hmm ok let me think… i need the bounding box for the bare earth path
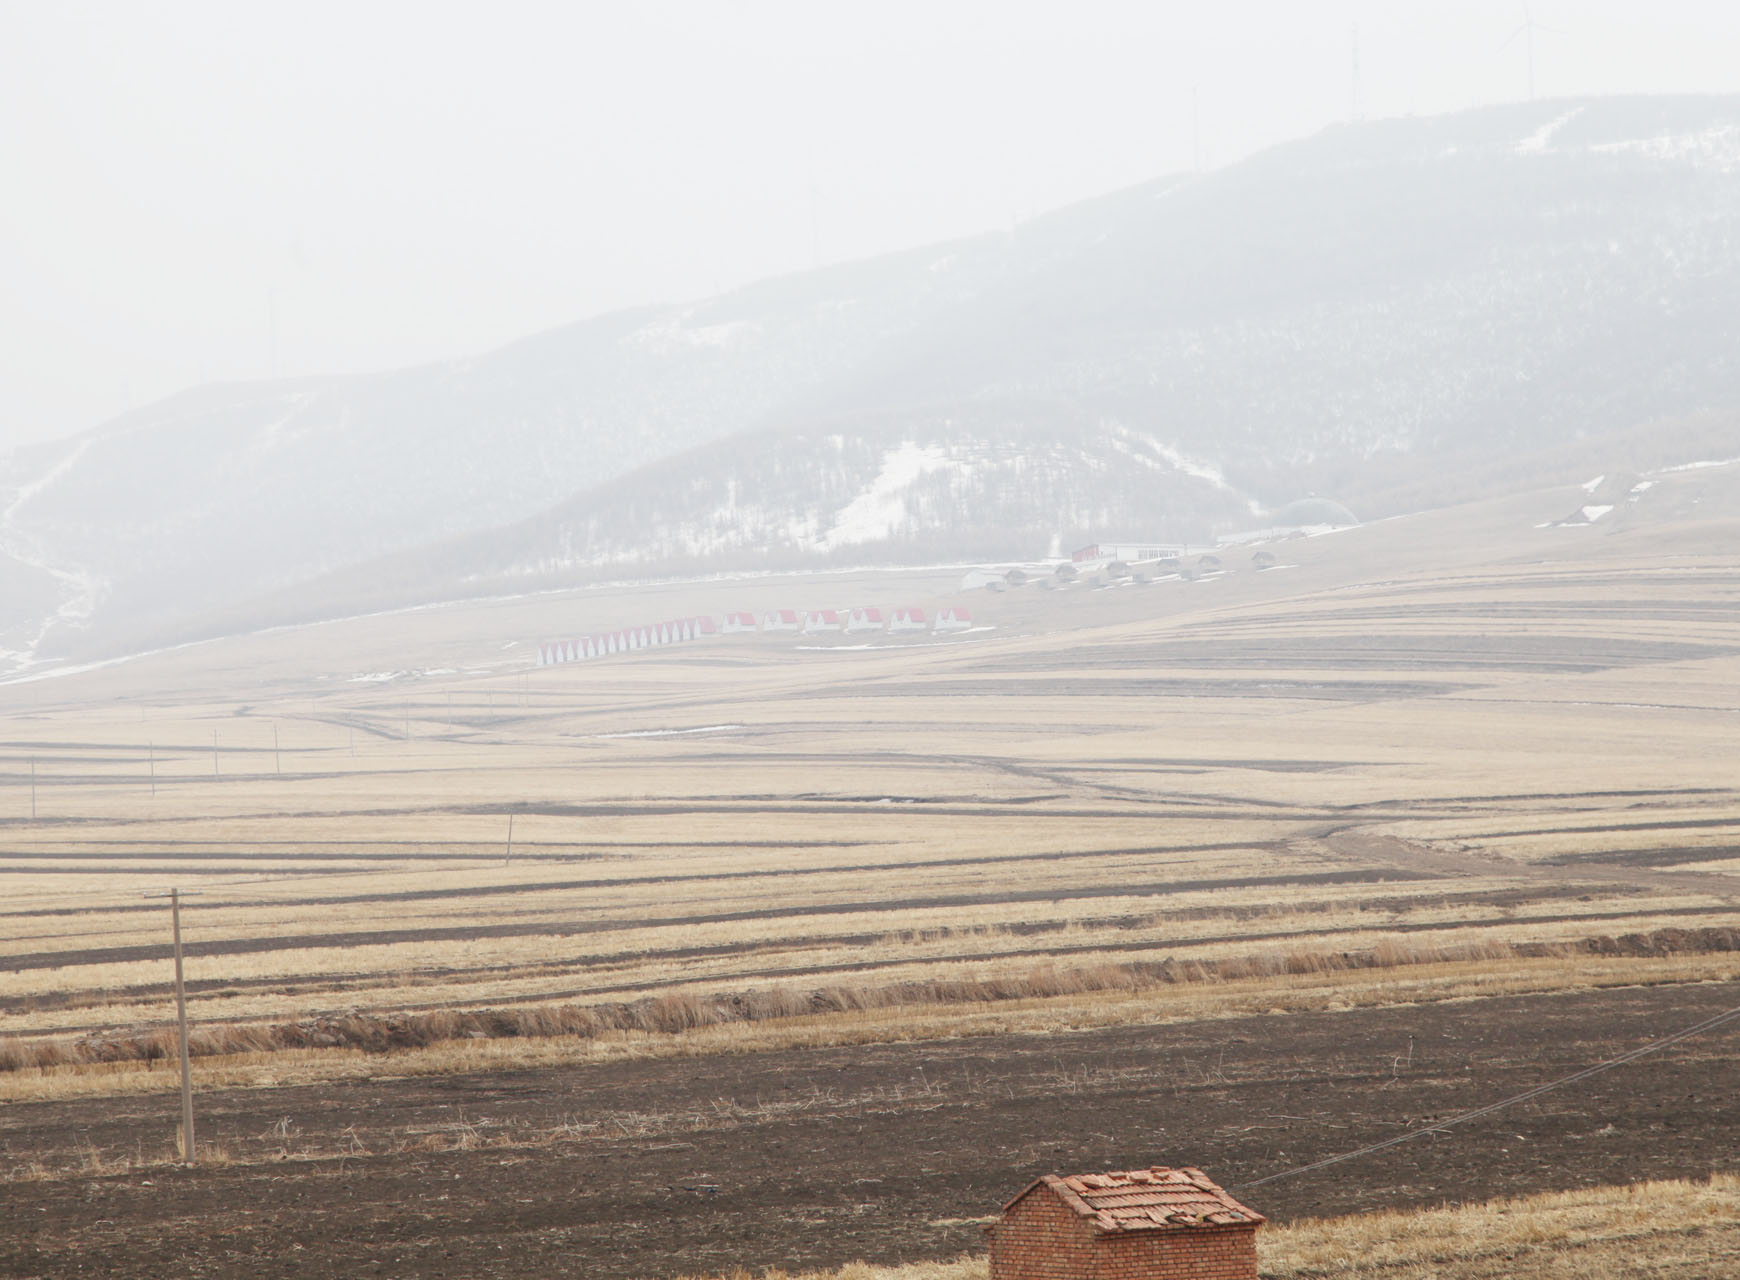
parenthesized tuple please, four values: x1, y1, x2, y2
(1320, 827, 1740, 900)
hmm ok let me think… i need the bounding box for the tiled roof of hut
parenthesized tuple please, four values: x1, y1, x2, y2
(1011, 1167, 1265, 1233)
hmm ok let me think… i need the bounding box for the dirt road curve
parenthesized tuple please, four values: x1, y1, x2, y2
(4, 982, 1738, 1279)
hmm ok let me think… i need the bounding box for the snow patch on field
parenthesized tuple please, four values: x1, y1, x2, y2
(1538, 504, 1615, 529)
(347, 667, 458, 683)
(799, 625, 996, 651)
(584, 724, 744, 740)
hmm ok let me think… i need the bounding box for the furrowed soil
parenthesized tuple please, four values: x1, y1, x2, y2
(4, 980, 1738, 1279)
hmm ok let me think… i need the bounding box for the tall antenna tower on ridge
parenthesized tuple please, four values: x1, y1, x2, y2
(1191, 84, 1202, 173)
(807, 169, 820, 269)
(267, 288, 279, 379)
(1350, 22, 1363, 121)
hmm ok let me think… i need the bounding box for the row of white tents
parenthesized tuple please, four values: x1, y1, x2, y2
(537, 615, 716, 666)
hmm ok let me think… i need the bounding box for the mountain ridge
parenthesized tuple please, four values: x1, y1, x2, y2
(6, 93, 1740, 670)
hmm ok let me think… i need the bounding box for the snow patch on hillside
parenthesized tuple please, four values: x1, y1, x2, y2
(1654, 457, 1740, 474)
(1105, 427, 1233, 488)
(0, 436, 110, 668)
(1592, 125, 1740, 172)
(627, 311, 761, 353)
(4, 435, 97, 520)
(1111, 428, 1262, 515)
(1517, 107, 1583, 154)
(815, 442, 955, 550)
(256, 392, 320, 447)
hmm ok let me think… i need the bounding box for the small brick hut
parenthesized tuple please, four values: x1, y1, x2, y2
(988, 1166, 1264, 1280)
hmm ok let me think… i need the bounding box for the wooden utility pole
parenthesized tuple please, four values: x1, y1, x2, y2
(273, 723, 281, 775)
(171, 888, 195, 1159)
(145, 888, 201, 1162)
(504, 812, 515, 866)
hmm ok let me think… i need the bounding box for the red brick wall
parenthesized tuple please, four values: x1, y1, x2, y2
(1091, 1224, 1258, 1280)
(992, 1186, 1259, 1280)
(988, 1188, 1098, 1280)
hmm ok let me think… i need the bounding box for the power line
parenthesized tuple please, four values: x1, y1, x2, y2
(1236, 999, 1740, 1191)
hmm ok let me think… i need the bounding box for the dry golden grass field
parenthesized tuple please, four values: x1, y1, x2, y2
(2, 466, 1739, 1277)
(679, 1174, 1740, 1280)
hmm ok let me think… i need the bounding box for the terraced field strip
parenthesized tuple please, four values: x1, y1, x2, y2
(5, 544, 1740, 1099)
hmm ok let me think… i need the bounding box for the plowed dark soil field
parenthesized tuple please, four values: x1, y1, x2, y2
(5, 981, 1737, 1279)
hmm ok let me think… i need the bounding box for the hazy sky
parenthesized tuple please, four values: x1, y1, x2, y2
(4, 0, 1739, 451)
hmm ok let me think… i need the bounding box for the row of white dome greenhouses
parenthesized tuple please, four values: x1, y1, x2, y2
(537, 605, 972, 666)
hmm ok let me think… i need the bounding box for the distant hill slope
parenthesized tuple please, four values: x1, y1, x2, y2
(5, 94, 1740, 667)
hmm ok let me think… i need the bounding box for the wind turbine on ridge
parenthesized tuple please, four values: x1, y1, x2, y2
(1503, 2, 1559, 103)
